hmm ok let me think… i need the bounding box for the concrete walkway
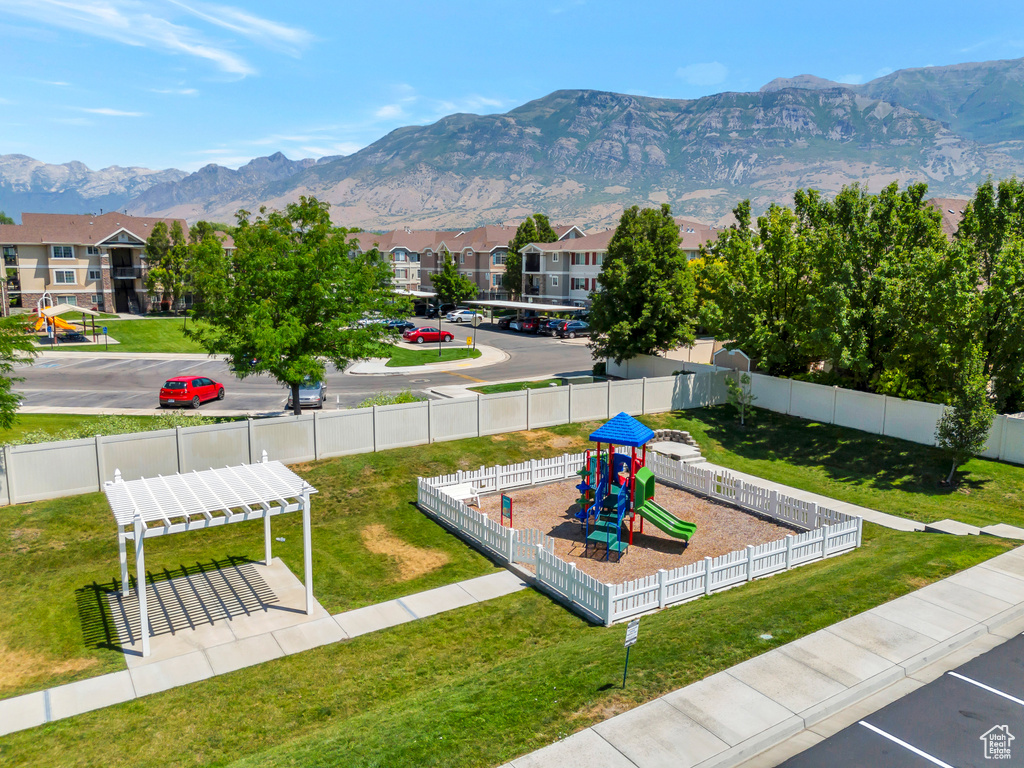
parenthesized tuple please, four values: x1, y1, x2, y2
(503, 545, 1024, 768)
(698, 461, 925, 533)
(0, 562, 527, 737)
(346, 341, 509, 375)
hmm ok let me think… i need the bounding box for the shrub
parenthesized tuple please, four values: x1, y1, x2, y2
(356, 390, 427, 408)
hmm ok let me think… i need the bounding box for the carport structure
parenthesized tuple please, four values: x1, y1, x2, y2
(103, 455, 318, 657)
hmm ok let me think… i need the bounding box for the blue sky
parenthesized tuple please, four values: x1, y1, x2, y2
(1, 0, 1022, 172)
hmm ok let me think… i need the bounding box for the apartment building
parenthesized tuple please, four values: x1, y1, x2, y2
(0, 212, 194, 316)
(519, 217, 717, 305)
(353, 223, 587, 300)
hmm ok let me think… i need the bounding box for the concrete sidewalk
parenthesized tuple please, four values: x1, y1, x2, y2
(503, 545, 1024, 768)
(0, 565, 528, 737)
(698, 461, 925, 533)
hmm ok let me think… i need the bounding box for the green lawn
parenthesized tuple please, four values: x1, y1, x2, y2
(644, 406, 1024, 528)
(0, 413, 179, 443)
(385, 344, 481, 367)
(1, 412, 1023, 766)
(40, 317, 206, 354)
(471, 378, 562, 394)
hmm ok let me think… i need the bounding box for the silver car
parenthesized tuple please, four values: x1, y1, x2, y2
(287, 380, 327, 410)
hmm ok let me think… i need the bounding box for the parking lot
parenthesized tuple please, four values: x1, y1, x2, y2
(782, 633, 1024, 768)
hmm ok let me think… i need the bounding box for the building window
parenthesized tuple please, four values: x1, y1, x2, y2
(492, 274, 503, 287)
(459, 254, 465, 264)
(552, 253, 559, 262)
(408, 253, 420, 263)
(91, 295, 100, 305)
(52, 245, 74, 259)
(492, 252, 507, 266)
(595, 253, 604, 266)
(87, 267, 102, 280)
(87, 246, 101, 256)
(54, 270, 75, 285)
(551, 276, 559, 287)
(571, 253, 584, 265)
(571, 277, 587, 291)
(57, 295, 77, 306)
(393, 250, 406, 262)
(395, 269, 408, 279)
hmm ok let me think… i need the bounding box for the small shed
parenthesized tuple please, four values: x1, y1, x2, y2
(103, 455, 318, 657)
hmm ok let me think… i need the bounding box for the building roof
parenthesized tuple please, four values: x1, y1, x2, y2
(589, 412, 655, 448)
(926, 197, 971, 240)
(0, 211, 189, 247)
(523, 229, 615, 253)
(674, 217, 717, 252)
(352, 221, 587, 257)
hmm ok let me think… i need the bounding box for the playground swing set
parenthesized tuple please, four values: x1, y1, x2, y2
(573, 412, 697, 561)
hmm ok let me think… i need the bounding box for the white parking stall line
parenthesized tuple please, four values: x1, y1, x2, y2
(176, 360, 213, 372)
(858, 721, 955, 768)
(131, 360, 174, 374)
(948, 671, 1024, 706)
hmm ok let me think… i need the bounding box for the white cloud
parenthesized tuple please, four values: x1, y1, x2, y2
(0, 0, 309, 76)
(79, 107, 145, 117)
(150, 87, 198, 95)
(374, 104, 404, 120)
(675, 61, 729, 87)
(836, 73, 864, 84)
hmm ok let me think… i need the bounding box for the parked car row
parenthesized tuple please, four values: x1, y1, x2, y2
(496, 315, 590, 338)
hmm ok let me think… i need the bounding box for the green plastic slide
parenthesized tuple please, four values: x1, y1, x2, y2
(635, 500, 697, 541)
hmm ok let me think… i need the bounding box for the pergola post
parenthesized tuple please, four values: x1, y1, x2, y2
(118, 527, 129, 595)
(134, 512, 150, 658)
(302, 488, 313, 614)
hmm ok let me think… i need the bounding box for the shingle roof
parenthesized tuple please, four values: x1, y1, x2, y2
(926, 197, 971, 240)
(589, 412, 655, 448)
(524, 229, 614, 253)
(0, 211, 189, 246)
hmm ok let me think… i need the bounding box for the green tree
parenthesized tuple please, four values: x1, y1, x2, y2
(725, 371, 757, 426)
(187, 196, 401, 415)
(504, 214, 558, 297)
(431, 251, 479, 305)
(589, 204, 696, 364)
(935, 347, 995, 485)
(0, 211, 14, 225)
(700, 201, 812, 376)
(145, 220, 193, 312)
(0, 315, 36, 429)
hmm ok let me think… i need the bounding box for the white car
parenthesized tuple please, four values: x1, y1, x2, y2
(446, 309, 480, 323)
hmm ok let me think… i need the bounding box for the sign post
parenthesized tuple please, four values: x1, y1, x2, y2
(472, 313, 481, 350)
(102, 326, 108, 352)
(623, 618, 640, 689)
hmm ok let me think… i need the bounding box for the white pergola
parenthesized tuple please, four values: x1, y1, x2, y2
(103, 454, 318, 657)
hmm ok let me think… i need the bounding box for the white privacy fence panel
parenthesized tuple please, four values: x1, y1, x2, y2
(884, 399, 944, 446)
(429, 398, 478, 442)
(251, 414, 316, 464)
(569, 382, 609, 423)
(479, 391, 528, 435)
(789, 381, 836, 424)
(643, 376, 676, 413)
(528, 387, 569, 428)
(5, 438, 100, 503)
(317, 409, 375, 457)
(1001, 417, 1024, 466)
(834, 388, 886, 434)
(750, 373, 791, 414)
(418, 450, 861, 626)
(99, 429, 178, 482)
(609, 379, 644, 416)
(179, 421, 250, 471)
(375, 401, 430, 450)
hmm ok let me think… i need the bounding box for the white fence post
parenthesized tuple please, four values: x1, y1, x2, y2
(746, 544, 755, 581)
(507, 526, 516, 563)
(247, 418, 255, 463)
(641, 377, 647, 414)
(769, 490, 778, 519)
(526, 388, 532, 431)
(604, 582, 614, 626)
(785, 534, 793, 570)
(567, 382, 574, 423)
(174, 426, 184, 473)
(856, 516, 863, 548)
(313, 410, 320, 460)
(811, 502, 819, 529)
(427, 399, 433, 443)
(95, 434, 107, 487)
(658, 568, 667, 608)
(704, 556, 713, 595)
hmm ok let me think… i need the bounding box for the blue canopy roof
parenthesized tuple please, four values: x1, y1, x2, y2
(588, 412, 655, 448)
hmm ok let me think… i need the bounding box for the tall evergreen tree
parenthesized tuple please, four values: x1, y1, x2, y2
(504, 214, 558, 297)
(431, 251, 479, 305)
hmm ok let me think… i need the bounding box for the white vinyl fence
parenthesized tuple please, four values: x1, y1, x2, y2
(417, 451, 862, 625)
(610, 353, 1024, 467)
(0, 372, 732, 507)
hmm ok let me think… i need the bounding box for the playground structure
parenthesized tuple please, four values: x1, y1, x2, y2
(575, 412, 697, 561)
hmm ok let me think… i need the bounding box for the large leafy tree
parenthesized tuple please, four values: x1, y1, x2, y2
(145, 220, 191, 311)
(589, 204, 696, 364)
(700, 201, 812, 376)
(0, 211, 14, 225)
(503, 214, 558, 297)
(431, 251, 479, 305)
(188, 196, 401, 415)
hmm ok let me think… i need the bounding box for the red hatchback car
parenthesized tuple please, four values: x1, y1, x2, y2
(402, 326, 454, 344)
(159, 376, 225, 409)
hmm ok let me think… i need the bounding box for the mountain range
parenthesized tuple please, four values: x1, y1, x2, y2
(5, 56, 1024, 229)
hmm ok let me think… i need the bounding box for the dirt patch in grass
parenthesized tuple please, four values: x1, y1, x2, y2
(0, 643, 97, 690)
(9, 527, 42, 553)
(360, 524, 450, 581)
(477, 478, 794, 583)
(521, 430, 583, 451)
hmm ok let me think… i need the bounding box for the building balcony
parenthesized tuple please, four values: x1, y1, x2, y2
(112, 267, 142, 279)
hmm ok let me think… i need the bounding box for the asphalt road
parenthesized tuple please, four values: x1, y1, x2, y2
(781, 633, 1024, 768)
(14, 319, 597, 414)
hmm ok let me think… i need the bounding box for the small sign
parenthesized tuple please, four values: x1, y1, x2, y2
(471, 314, 482, 327)
(501, 494, 513, 527)
(102, 326, 108, 335)
(625, 618, 640, 647)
